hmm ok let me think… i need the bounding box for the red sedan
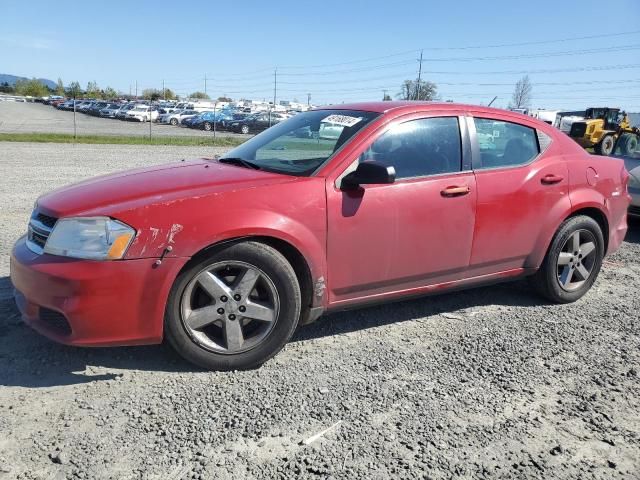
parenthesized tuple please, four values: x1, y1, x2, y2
(10, 102, 631, 370)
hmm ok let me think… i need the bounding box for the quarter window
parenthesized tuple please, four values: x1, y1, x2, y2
(473, 118, 539, 169)
(359, 117, 462, 179)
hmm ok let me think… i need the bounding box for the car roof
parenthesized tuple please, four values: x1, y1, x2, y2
(315, 101, 520, 116)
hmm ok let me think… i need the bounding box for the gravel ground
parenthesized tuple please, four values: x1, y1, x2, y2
(0, 141, 639, 480)
(0, 102, 244, 138)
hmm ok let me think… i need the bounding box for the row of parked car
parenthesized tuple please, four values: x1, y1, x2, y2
(47, 98, 294, 134)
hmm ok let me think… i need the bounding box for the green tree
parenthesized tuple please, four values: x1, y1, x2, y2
(163, 88, 176, 100)
(0, 82, 14, 94)
(55, 78, 65, 96)
(14, 78, 48, 97)
(397, 79, 438, 101)
(142, 88, 163, 101)
(190, 91, 210, 100)
(67, 81, 82, 98)
(86, 81, 100, 99)
(217, 95, 233, 102)
(103, 86, 118, 99)
(382, 92, 392, 101)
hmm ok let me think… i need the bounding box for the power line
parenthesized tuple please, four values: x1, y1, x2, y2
(277, 29, 640, 69)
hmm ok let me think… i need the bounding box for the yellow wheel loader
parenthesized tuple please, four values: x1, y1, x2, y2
(568, 107, 638, 156)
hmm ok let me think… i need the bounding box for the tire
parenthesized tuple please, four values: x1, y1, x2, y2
(621, 134, 639, 155)
(530, 215, 604, 303)
(170, 118, 178, 126)
(241, 124, 250, 134)
(165, 241, 302, 370)
(204, 122, 212, 131)
(595, 134, 615, 156)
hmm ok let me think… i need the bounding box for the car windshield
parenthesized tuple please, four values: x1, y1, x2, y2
(220, 109, 380, 176)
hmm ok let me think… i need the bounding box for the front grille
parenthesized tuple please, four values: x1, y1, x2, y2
(26, 210, 57, 254)
(569, 122, 587, 138)
(34, 212, 57, 229)
(39, 308, 72, 336)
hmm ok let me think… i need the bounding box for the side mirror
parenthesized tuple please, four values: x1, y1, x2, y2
(341, 161, 396, 190)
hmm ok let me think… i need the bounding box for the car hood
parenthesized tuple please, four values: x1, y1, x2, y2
(36, 159, 296, 218)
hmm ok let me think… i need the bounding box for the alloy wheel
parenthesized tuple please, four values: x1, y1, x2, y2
(556, 229, 597, 291)
(180, 261, 280, 354)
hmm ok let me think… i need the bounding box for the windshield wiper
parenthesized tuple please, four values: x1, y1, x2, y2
(217, 157, 262, 170)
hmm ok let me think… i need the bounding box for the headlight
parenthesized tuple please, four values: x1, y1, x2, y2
(44, 217, 135, 260)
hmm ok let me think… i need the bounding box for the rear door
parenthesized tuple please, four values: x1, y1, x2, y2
(467, 113, 570, 276)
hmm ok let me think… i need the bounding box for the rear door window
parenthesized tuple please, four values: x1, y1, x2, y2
(473, 118, 539, 169)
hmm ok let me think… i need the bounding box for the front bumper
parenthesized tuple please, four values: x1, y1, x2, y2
(10, 236, 186, 347)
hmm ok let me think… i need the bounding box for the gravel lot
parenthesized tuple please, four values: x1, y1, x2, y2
(0, 102, 243, 138)
(0, 141, 639, 480)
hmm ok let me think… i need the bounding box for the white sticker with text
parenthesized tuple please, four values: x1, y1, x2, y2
(322, 114, 362, 127)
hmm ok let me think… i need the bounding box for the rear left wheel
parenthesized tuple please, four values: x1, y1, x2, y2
(530, 215, 604, 303)
(165, 242, 302, 370)
(203, 122, 212, 131)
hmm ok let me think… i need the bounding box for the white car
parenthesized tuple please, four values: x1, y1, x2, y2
(158, 109, 201, 126)
(125, 105, 159, 122)
(318, 121, 343, 140)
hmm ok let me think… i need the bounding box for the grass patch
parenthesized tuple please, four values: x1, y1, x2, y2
(0, 132, 246, 147)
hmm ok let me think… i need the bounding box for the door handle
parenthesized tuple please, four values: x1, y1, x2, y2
(441, 185, 471, 197)
(541, 174, 564, 185)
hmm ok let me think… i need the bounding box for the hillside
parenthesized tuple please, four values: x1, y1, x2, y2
(0, 74, 56, 89)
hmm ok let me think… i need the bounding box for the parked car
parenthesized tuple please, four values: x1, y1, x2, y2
(76, 101, 94, 112)
(318, 121, 343, 140)
(99, 103, 122, 118)
(87, 102, 109, 116)
(115, 103, 134, 119)
(217, 112, 251, 130)
(158, 109, 200, 126)
(183, 111, 233, 131)
(125, 105, 159, 122)
(227, 112, 284, 134)
(613, 132, 640, 217)
(57, 100, 75, 111)
(10, 102, 631, 371)
(50, 99, 66, 108)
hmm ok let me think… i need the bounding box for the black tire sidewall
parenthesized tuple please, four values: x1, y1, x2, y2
(165, 242, 301, 370)
(540, 216, 604, 303)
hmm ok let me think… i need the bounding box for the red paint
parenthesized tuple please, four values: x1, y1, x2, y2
(10, 102, 631, 346)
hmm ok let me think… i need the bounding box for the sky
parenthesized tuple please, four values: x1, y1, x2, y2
(1, 0, 640, 111)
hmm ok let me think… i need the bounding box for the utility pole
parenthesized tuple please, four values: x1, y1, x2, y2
(383, 89, 388, 101)
(162, 79, 165, 100)
(129, 84, 132, 98)
(415, 50, 423, 100)
(307, 93, 311, 107)
(204, 75, 207, 97)
(135, 80, 138, 100)
(270, 67, 277, 127)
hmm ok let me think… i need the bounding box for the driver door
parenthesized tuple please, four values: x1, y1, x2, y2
(326, 114, 477, 306)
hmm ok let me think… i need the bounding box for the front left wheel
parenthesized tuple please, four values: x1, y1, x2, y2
(595, 135, 615, 156)
(165, 242, 302, 370)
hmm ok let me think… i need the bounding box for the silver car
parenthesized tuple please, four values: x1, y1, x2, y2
(614, 133, 640, 217)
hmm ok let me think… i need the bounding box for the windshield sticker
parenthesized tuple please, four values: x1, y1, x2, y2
(322, 114, 362, 127)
